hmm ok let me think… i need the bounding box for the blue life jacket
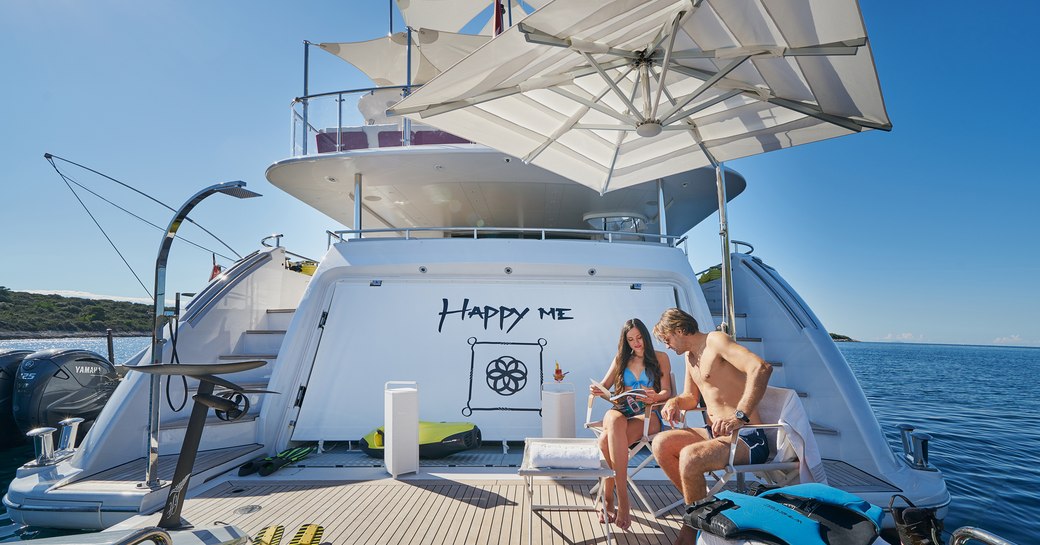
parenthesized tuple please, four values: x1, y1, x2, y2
(684, 483, 884, 545)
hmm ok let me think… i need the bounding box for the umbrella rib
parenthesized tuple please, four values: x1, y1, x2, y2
(664, 89, 743, 123)
(646, 0, 704, 53)
(656, 39, 866, 61)
(523, 64, 637, 163)
(581, 51, 645, 123)
(659, 55, 750, 125)
(766, 97, 891, 132)
(389, 57, 630, 117)
(550, 87, 638, 126)
(602, 133, 624, 195)
(650, 11, 684, 120)
(572, 124, 635, 131)
(517, 23, 642, 60)
(664, 63, 887, 132)
(603, 67, 644, 194)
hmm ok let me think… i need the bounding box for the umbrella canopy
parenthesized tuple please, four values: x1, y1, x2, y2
(392, 0, 890, 193)
(319, 29, 488, 87)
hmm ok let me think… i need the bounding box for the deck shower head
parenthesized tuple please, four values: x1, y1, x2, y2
(214, 181, 262, 199)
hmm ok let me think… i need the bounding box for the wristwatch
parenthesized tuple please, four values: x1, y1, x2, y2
(734, 410, 750, 423)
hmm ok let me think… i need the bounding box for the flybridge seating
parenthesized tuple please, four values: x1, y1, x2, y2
(292, 86, 473, 156)
(315, 124, 470, 153)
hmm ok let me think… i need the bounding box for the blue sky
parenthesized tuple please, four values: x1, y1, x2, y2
(2, 1, 1037, 347)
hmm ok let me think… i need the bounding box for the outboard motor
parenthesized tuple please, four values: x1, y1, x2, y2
(1, 349, 33, 446)
(12, 348, 119, 441)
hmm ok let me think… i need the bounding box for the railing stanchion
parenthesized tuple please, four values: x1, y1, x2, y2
(337, 93, 343, 151)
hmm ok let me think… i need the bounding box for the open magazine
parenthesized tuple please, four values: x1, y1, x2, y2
(591, 378, 648, 418)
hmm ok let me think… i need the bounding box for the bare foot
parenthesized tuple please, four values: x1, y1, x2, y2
(615, 499, 632, 531)
(597, 506, 617, 524)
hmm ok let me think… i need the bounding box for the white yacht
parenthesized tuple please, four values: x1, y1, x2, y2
(5, 1, 955, 543)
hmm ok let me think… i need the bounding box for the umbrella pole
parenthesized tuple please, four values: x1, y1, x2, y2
(657, 179, 667, 242)
(715, 163, 736, 339)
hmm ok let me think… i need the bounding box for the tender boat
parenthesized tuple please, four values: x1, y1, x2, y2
(5, 1, 967, 543)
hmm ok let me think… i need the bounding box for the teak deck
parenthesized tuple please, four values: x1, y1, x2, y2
(116, 445, 893, 544)
(154, 478, 686, 545)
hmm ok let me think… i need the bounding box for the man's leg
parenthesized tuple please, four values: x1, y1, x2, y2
(677, 435, 753, 503)
(672, 436, 753, 545)
(651, 428, 710, 493)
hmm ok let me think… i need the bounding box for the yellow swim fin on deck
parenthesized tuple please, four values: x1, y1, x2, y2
(252, 525, 284, 545)
(287, 524, 324, 545)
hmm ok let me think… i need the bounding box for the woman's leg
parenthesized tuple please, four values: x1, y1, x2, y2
(597, 418, 618, 523)
(610, 412, 661, 530)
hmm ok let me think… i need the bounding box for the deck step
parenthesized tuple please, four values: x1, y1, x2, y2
(265, 308, 297, 329)
(810, 422, 840, 436)
(240, 329, 287, 354)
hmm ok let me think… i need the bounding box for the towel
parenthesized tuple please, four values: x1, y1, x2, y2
(527, 442, 601, 469)
(759, 387, 828, 485)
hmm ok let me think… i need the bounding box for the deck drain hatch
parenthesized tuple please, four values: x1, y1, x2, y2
(233, 504, 262, 515)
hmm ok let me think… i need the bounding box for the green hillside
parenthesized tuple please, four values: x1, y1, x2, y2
(0, 287, 151, 339)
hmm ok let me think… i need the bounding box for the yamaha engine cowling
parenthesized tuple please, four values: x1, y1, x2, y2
(12, 348, 119, 440)
(1, 349, 33, 446)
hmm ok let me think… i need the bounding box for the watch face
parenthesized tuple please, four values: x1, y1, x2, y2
(735, 410, 749, 423)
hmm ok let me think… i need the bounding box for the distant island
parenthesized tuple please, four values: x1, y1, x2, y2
(829, 332, 858, 342)
(0, 287, 151, 340)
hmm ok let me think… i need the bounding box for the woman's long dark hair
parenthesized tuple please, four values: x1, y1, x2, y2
(612, 318, 662, 394)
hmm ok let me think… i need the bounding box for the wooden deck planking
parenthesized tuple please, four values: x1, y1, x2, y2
(174, 479, 684, 545)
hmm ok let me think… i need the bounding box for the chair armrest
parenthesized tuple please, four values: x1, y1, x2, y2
(642, 400, 669, 437)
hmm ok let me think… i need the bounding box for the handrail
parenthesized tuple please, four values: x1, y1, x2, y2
(950, 527, 1017, 545)
(326, 226, 683, 247)
(261, 234, 316, 263)
(731, 239, 754, 254)
(292, 84, 410, 103)
(113, 527, 173, 545)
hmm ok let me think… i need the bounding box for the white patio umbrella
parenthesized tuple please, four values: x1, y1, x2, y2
(391, 0, 890, 194)
(391, 0, 890, 336)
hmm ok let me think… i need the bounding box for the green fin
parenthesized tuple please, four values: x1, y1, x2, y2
(241, 447, 307, 476)
(259, 446, 316, 476)
(253, 525, 284, 545)
(287, 524, 324, 545)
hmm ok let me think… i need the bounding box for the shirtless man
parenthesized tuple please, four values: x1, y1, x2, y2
(651, 307, 772, 538)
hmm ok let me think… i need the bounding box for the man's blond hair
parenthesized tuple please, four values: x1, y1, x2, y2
(653, 307, 700, 340)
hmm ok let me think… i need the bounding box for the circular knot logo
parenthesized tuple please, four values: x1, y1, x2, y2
(486, 356, 528, 396)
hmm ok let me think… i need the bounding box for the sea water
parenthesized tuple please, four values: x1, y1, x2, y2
(841, 342, 1039, 544)
(0, 339, 1037, 543)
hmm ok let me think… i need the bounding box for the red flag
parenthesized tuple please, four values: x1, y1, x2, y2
(210, 254, 223, 280)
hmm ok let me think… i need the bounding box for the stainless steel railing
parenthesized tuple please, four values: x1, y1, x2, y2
(291, 85, 410, 157)
(326, 226, 685, 249)
(950, 527, 1017, 545)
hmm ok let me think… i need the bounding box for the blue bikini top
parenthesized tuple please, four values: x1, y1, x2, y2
(623, 367, 653, 390)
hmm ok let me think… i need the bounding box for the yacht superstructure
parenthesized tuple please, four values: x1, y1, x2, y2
(4, 1, 951, 541)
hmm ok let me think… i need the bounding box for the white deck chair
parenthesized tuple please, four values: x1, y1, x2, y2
(656, 386, 827, 516)
(584, 372, 678, 513)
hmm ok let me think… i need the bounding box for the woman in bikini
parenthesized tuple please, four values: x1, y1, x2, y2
(591, 318, 672, 530)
